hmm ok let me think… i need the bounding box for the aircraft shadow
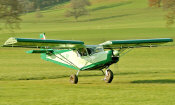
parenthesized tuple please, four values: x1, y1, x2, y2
(18, 75, 70, 80)
(131, 79, 175, 84)
(17, 74, 105, 81)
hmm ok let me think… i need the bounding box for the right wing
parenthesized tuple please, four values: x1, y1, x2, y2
(2, 37, 85, 49)
(100, 38, 173, 49)
(100, 38, 173, 57)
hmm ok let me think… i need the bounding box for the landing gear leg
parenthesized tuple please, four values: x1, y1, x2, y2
(70, 70, 80, 84)
(104, 69, 113, 83)
(100, 69, 105, 75)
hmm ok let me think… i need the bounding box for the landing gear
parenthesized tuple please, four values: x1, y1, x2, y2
(104, 69, 113, 83)
(70, 70, 80, 84)
(69, 69, 114, 84)
(70, 74, 78, 84)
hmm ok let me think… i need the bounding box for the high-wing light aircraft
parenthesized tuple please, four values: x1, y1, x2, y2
(2, 33, 173, 84)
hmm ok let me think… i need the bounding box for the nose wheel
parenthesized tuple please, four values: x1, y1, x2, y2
(104, 69, 113, 83)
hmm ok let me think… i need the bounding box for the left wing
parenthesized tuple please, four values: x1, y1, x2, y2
(2, 37, 85, 49)
(100, 38, 173, 49)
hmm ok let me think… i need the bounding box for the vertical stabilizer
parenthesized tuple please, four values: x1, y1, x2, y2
(40, 33, 46, 40)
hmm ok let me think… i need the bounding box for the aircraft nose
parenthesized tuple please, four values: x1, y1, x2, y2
(113, 50, 119, 56)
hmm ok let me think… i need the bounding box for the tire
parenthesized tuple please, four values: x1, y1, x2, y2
(70, 74, 78, 84)
(105, 70, 113, 83)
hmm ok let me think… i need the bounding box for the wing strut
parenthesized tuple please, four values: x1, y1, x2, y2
(119, 48, 133, 57)
(54, 53, 80, 70)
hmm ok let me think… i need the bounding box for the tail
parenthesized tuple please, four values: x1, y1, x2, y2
(39, 33, 46, 58)
(40, 33, 46, 39)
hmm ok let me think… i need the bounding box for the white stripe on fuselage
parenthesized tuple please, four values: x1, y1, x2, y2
(46, 50, 108, 69)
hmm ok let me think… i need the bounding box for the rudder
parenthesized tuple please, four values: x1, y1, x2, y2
(40, 33, 46, 39)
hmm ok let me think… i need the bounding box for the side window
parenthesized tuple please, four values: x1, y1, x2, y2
(77, 48, 88, 56)
(87, 48, 93, 55)
(94, 47, 102, 53)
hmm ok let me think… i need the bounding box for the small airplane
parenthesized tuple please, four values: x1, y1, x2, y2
(2, 33, 173, 84)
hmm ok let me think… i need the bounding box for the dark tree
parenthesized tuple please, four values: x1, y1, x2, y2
(35, 8, 43, 18)
(29, 0, 67, 10)
(149, 0, 175, 26)
(162, 0, 175, 26)
(148, 0, 162, 7)
(65, 0, 91, 21)
(18, 0, 35, 13)
(0, 0, 22, 29)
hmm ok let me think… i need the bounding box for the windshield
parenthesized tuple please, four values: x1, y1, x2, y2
(86, 45, 104, 55)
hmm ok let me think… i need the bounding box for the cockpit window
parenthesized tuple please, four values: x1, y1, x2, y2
(77, 48, 88, 56)
(86, 48, 92, 55)
(86, 46, 104, 55)
(77, 46, 104, 56)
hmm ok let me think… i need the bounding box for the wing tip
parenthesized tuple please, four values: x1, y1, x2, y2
(3, 37, 17, 47)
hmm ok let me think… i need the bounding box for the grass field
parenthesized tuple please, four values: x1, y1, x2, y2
(0, 0, 175, 105)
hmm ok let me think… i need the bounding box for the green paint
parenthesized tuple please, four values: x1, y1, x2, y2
(16, 38, 84, 44)
(28, 49, 76, 69)
(53, 50, 71, 54)
(40, 33, 45, 39)
(41, 53, 47, 61)
(110, 38, 173, 44)
(26, 49, 71, 54)
(26, 49, 54, 54)
(2, 37, 85, 49)
(101, 38, 174, 49)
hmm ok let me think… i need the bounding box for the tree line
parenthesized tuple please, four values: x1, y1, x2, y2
(18, 0, 70, 13)
(0, 0, 22, 29)
(0, 0, 90, 30)
(0, 0, 71, 29)
(1, 0, 175, 30)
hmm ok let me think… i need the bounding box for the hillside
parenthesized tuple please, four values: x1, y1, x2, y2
(1, 0, 175, 45)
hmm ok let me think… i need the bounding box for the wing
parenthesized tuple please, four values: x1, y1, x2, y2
(100, 38, 173, 49)
(2, 37, 85, 49)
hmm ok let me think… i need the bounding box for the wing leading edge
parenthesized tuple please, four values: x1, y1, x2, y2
(3, 37, 85, 49)
(100, 38, 173, 49)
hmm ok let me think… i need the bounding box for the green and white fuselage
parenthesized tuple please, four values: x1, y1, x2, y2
(39, 45, 118, 71)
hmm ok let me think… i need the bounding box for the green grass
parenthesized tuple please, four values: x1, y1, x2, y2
(0, 0, 175, 105)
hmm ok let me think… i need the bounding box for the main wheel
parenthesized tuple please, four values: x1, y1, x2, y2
(104, 69, 113, 83)
(70, 74, 78, 84)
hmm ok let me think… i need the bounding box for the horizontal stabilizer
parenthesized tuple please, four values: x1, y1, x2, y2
(100, 38, 173, 49)
(3, 37, 84, 49)
(26, 49, 54, 54)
